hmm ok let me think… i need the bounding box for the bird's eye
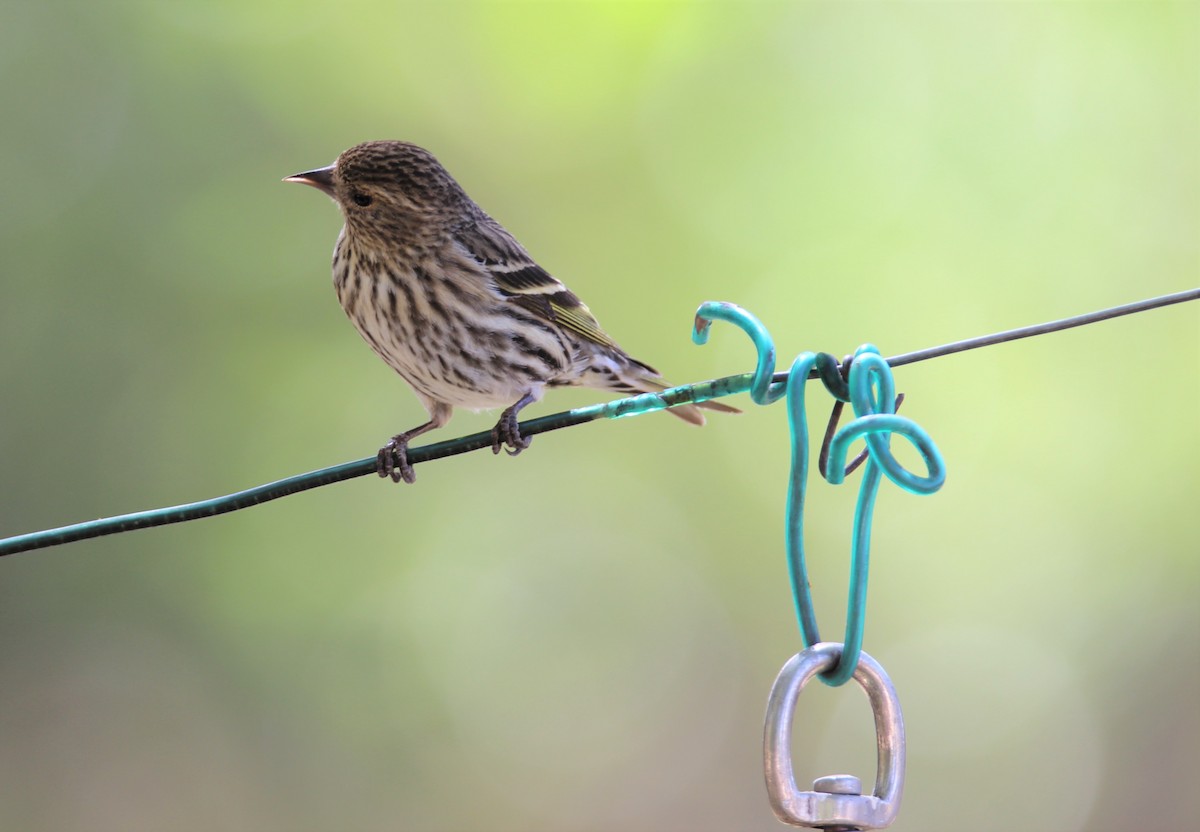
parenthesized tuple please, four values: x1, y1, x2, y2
(351, 191, 373, 207)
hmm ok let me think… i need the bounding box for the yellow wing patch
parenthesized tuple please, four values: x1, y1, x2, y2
(549, 298, 619, 349)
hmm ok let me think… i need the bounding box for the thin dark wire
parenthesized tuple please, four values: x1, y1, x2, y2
(843, 287, 1194, 378)
(1, 288, 1196, 558)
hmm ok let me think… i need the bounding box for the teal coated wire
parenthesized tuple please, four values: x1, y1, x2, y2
(0, 375, 754, 558)
(0, 288, 1193, 559)
(783, 353, 824, 653)
(693, 303, 945, 686)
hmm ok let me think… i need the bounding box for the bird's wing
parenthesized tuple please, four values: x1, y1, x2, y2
(454, 216, 620, 350)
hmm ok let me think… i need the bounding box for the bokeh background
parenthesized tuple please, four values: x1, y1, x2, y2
(1, 2, 1197, 830)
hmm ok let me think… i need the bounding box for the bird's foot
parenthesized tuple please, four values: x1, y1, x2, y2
(377, 433, 417, 484)
(491, 405, 532, 457)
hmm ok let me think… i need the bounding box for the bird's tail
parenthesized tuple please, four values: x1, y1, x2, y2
(602, 358, 741, 427)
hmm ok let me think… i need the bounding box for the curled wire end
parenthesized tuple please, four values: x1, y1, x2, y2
(692, 301, 783, 405)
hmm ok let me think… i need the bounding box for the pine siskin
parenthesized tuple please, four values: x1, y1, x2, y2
(287, 140, 737, 483)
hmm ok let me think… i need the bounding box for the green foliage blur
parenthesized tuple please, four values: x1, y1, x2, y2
(1, 2, 1196, 830)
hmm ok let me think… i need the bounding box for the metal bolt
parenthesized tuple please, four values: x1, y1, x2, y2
(812, 774, 862, 795)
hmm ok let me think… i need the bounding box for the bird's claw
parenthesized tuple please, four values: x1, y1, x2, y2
(377, 434, 417, 484)
(491, 409, 531, 457)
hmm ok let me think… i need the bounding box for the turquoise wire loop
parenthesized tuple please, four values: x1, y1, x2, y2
(693, 304, 946, 687)
(826, 347, 946, 495)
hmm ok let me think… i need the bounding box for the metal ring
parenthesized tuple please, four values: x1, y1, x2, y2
(763, 643, 905, 829)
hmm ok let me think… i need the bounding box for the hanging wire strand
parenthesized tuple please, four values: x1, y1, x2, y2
(0, 288, 1196, 559)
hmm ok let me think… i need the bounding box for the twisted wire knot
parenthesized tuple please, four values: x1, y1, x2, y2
(693, 302, 945, 686)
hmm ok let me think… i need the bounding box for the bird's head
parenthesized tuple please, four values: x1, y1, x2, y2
(286, 140, 471, 240)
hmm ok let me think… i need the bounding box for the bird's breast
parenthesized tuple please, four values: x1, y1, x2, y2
(331, 245, 577, 409)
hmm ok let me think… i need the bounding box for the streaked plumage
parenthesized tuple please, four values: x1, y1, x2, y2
(287, 140, 737, 483)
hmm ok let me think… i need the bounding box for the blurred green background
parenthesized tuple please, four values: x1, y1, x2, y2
(1, 2, 1197, 830)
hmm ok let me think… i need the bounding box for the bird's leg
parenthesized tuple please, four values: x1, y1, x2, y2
(376, 425, 434, 484)
(491, 392, 538, 457)
(377, 404, 451, 484)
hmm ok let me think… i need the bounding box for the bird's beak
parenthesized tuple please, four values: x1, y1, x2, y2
(284, 165, 336, 197)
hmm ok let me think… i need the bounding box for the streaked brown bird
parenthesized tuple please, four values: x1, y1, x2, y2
(287, 140, 737, 483)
